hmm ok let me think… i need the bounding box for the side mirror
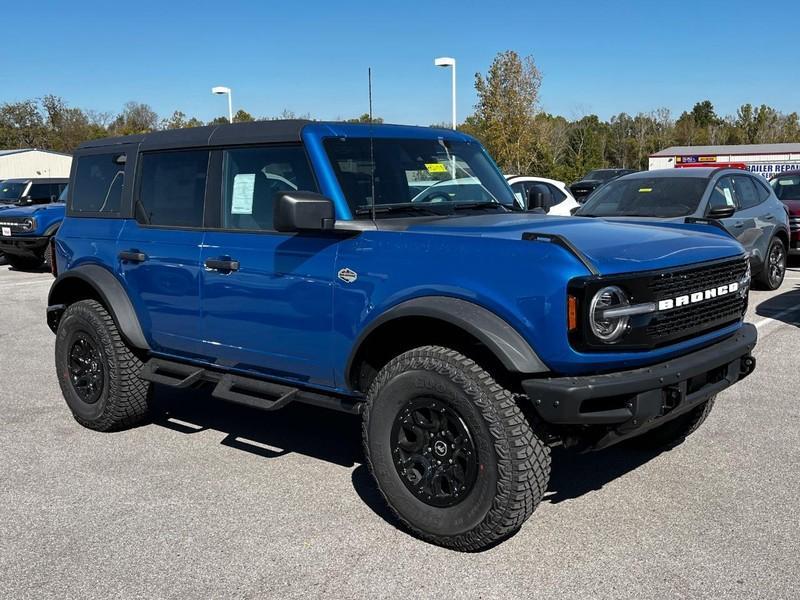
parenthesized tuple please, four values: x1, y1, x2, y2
(274, 191, 335, 232)
(707, 205, 735, 219)
(22, 195, 32, 203)
(527, 186, 553, 212)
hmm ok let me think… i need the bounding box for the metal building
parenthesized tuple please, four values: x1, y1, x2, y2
(649, 142, 800, 180)
(0, 149, 72, 179)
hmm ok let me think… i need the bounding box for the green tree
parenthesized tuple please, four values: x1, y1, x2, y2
(471, 50, 542, 175)
(110, 101, 158, 136)
(345, 113, 384, 124)
(233, 109, 254, 123)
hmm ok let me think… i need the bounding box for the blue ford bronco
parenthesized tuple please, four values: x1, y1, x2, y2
(0, 178, 67, 269)
(47, 121, 757, 550)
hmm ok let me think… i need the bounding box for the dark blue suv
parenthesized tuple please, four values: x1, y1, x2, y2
(47, 121, 757, 550)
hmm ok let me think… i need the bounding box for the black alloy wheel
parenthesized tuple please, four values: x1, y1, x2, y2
(767, 239, 786, 289)
(390, 397, 478, 508)
(68, 333, 105, 404)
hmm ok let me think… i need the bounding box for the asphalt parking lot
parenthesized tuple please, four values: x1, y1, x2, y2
(1, 259, 798, 600)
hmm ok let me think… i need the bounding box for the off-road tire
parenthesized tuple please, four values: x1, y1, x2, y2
(756, 237, 786, 290)
(5, 253, 43, 271)
(631, 397, 715, 450)
(55, 299, 151, 431)
(43, 242, 53, 271)
(362, 345, 550, 551)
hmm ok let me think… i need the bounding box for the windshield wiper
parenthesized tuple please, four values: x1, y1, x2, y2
(452, 202, 510, 212)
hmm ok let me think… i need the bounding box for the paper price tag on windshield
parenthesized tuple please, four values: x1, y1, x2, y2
(2, 227, 10, 237)
(231, 173, 255, 215)
(425, 163, 447, 173)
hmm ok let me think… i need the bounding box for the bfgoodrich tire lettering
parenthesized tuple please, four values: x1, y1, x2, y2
(362, 346, 550, 551)
(55, 299, 151, 431)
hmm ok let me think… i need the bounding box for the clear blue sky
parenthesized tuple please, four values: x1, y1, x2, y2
(2, 0, 797, 125)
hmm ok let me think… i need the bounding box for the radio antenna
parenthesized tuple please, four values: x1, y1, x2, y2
(368, 67, 376, 223)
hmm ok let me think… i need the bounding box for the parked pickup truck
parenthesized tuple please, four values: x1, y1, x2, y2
(46, 121, 756, 551)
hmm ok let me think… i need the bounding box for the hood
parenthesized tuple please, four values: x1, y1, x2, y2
(781, 199, 800, 215)
(0, 202, 65, 218)
(400, 213, 745, 276)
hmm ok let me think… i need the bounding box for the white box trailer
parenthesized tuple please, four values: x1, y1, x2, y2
(0, 149, 72, 180)
(649, 143, 800, 180)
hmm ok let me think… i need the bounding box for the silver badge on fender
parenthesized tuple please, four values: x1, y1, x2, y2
(338, 268, 358, 283)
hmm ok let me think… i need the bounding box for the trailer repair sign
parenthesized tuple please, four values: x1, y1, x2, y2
(747, 163, 800, 179)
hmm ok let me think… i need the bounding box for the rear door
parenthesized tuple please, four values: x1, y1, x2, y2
(199, 144, 337, 387)
(116, 149, 208, 356)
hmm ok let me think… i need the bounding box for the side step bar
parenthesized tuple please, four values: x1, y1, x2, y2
(139, 358, 362, 414)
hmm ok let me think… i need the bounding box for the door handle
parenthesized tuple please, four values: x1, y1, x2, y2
(732, 221, 744, 228)
(765, 214, 776, 220)
(204, 258, 240, 272)
(118, 250, 147, 263)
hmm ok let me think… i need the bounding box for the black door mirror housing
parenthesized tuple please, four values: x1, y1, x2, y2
(707, 205, 735, 219)
(527, 185, 553, 212)
(274, 191, 335, 232)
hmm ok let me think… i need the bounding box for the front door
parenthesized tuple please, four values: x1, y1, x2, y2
(199, 144, 338, 388)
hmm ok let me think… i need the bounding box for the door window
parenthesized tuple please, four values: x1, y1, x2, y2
(220, 146, 317, 231)
(510, 182, 526, 206)
(136, 150, 209, 227)
(72, 153, 124, 213)
(732, 176, 761, 210)
(708, 176, 738, 212)
(28, 183, 54, 202)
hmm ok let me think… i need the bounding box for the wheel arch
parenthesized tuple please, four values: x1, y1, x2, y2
(345, 296, 547, 392)
(47, 264, 150, 351)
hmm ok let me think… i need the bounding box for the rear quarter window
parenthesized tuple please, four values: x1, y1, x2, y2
(72, 153, 125, 213)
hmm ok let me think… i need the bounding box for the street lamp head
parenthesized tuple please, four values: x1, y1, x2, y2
(211, 86, 231, 95)
(434, 57, 455, 68)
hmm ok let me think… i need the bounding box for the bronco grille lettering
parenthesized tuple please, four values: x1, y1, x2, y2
(657, 282, 739, 311)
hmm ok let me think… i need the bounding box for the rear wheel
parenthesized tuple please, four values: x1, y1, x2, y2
(757, 237, 786, 290)
(5, 253, 43, 271)
(362, 346, 550, 551)
(631, 397, 715, 450)
(55, 299, 151, 431)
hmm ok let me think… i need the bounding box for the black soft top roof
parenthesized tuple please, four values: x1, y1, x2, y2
(77, 119, 312, 151)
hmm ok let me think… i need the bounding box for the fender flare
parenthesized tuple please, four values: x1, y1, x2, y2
(346, 296, 548, 383)
(47, 264, 150, 351)
(43, 221, 61, 237)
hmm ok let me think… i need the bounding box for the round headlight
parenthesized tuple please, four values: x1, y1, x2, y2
(589, 285, 630, 342)
(22, 218, 34, 231)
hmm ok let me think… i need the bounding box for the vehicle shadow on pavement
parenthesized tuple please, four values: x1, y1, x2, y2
(545, 445, 660, 504)
(149, 385, 363, 468)
(754, 283, 800, 327)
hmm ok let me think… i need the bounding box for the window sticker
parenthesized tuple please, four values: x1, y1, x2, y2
(723, 188, 735, 206)
(425, 163, 447, 173)
(231, 173, 255, 215)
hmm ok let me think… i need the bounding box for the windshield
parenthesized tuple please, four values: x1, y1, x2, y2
(771, 175, 800, 201)
(0, 182, 27, 202)
(578, 176, 708, 217)
(585, 170, 618, 181)
(323, 137, 516, 218)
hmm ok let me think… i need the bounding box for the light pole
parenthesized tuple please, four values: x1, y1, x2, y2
(434, 57, 456, 130)
(211, 86, 233, 123)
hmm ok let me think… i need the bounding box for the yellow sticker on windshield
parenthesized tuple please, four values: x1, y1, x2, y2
(638, 187, 652, 193)
(425, 163, 448, 173)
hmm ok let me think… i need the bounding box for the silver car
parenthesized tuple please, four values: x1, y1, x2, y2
(576, 168, 791, 290)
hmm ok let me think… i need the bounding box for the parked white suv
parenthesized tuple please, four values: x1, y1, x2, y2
(505, 175, 580, 216)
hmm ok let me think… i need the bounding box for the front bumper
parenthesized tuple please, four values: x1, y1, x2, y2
(0, 235, 49, 256)
(522, 324, 757, 449)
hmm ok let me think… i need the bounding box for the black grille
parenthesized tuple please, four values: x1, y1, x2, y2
(646, 292, 745, 340)
(648, 258, 749, 300)
(569, 256, 749, 351)
(0, 216, 31, 233)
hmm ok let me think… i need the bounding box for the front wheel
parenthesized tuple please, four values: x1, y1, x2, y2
(757, 237, 786, 290)
(362, 346, 550, 551)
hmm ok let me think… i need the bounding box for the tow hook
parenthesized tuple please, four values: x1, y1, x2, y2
(740, 355, 756, 377)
